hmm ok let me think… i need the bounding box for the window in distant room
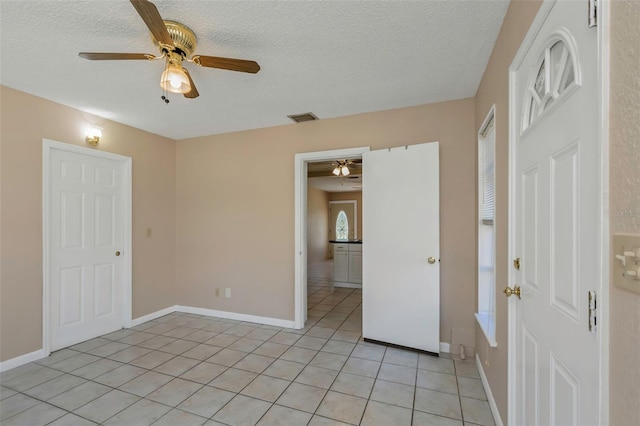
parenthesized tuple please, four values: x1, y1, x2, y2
(336, 211, 349, 240)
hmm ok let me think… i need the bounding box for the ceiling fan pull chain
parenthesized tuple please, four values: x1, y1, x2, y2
(160, 62, 170, 104)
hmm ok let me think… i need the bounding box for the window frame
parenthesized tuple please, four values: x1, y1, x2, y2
(476, 106, 498, 347)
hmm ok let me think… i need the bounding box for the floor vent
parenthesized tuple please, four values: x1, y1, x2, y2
(287, 112, 318, 123)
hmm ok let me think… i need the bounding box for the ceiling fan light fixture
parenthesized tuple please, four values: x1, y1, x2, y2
(160, 63, 191, 94)
(332, 163, 350, 177)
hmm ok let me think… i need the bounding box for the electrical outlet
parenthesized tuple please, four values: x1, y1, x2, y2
(225, 288, 231, 298)
(146, 228, 152, 237)
(215, 288, 220, 297)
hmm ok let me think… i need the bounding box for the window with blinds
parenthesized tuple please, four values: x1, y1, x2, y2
(479, 118, 495, 225)
(476, 109, 497, 347)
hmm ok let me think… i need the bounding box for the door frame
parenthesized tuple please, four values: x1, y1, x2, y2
(506, 0, 610, 423)
(42, 139, 133, 355)
(294, 147, 370, 329)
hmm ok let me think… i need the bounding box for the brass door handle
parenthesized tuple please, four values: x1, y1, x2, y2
(115, 251, 121, 256)
(503, 285, 521, 299)
(428, 257, 436, 264)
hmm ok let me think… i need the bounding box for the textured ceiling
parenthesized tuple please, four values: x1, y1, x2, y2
(309, 175, 363, 193)
(308, 160, 363, 192)
(0, 0, 509, 140)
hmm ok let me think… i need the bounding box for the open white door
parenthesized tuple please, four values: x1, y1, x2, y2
(362, 142, 440, 353)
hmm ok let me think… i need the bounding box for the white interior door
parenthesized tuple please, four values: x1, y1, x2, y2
(49, 147, 126, 350)
(362, 142, 440, 353)
(511, 1, 601, 424)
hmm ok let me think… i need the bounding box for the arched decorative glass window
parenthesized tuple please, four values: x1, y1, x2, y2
(523, 34, 579, 132)
(336, 211, 349, 240)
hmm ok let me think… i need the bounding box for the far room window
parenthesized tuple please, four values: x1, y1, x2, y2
(476, 107, 497, 347)
(336, 211, 349, 240)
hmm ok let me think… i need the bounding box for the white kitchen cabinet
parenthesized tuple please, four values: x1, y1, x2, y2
(348, 251, 362, 283)
(333, 250, 349, 282)
(333, 243, 362, 288)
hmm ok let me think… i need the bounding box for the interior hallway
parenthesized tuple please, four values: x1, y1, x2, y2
(0, 262, 492, 425)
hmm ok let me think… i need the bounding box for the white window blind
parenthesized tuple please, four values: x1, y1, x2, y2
(480, 119, 495, 225)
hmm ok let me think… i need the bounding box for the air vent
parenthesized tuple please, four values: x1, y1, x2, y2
(288, 112, 318, 123)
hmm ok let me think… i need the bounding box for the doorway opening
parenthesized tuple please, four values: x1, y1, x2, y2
(294, 147, 369, 328)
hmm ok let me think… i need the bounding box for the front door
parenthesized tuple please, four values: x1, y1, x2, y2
(362, 142, 440, 353)
(510, 1, 602, 424)
(328, 201, 356, 258)
(48, 144, 128, 350)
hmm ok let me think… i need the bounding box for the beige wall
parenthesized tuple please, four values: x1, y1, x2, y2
(473, 0, 542, 422)
(0, 86, 177, 362)
(609, 1, 640, 423)
(328, 191, 363, 241)
(307, 186, 329, 264)
(176, 98, 477, 343)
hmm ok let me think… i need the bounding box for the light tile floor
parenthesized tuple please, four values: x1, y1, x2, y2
(0, 261, 494, 425)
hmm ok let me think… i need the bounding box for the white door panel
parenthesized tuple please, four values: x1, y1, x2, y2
(511, 1, 601, 424)
(363, 142, 440, 353)
(50, 148, 125, 350)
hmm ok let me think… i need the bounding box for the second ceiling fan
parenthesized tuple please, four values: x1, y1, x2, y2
(79, 0, 261, 99)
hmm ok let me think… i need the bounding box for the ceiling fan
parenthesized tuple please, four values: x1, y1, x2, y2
(78, 0, 260, 100)
(331, 159, 362, 177)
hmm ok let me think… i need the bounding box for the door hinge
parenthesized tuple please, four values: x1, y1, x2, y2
(588, 0, 598, 28)
(588, 291, 597, 332)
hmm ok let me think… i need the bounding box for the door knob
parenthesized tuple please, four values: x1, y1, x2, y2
(115, 251, 121, 256)
(428, 257, 436, 264)
(503, 285, 521, 299)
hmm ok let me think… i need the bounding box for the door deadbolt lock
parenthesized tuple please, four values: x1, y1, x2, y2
(503, 285, 521, 299)
(428, 257, 436, 264)
(115, 251, 121, 256)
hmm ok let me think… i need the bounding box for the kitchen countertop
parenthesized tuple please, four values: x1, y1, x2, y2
(329, 240, 362, 244)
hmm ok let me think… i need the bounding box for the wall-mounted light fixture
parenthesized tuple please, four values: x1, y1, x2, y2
(86, 126, 103, 146)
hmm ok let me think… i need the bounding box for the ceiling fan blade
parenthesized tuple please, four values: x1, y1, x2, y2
(79, 52, 155, 60)
(193, 55, 260, 74)
(130, 0, 174, 47)
(183, 69, 199, 99)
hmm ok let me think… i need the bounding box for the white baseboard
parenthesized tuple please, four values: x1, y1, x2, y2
(333, 282, 362, 289)
(0, 349, 47, 373)
(1, 306, 295, 373)
(440, 342, 451, 353)
(131, 305, 177, 327)
(476, 354, 504, 426)
(175, 306, 296, 329)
